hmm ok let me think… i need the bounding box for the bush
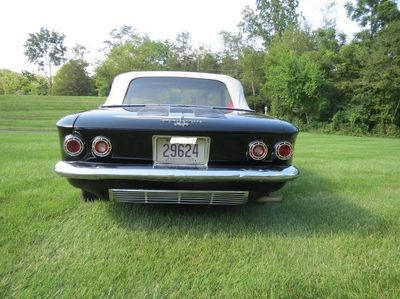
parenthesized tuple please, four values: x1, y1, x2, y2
(247, 95, 269, 113)
(53, 60, 96, 96)
(324, 108, 400, 137)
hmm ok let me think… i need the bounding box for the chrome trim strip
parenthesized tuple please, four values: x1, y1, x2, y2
(55, 161, 299, 182)
(109, 189, 249, 205)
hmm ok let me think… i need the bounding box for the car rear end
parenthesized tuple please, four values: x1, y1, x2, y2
(55, 108, 299, 204)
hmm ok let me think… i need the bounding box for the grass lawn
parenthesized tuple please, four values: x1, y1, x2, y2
(0, 95, 104, 131)
(1, 96, 400, 297)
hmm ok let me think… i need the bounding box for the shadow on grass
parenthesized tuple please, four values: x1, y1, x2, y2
(107, 169, 388, 236)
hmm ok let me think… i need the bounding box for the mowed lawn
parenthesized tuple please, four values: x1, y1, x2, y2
(0, 95, 104, 131)
(1, 96, 400, 298)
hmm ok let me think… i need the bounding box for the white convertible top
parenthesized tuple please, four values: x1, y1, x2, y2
(104, 71, 250, 110)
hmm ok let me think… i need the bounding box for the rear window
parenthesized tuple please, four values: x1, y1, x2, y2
(123, 77, 232, 107)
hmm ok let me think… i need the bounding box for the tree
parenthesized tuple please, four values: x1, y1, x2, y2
(72, 44, 89, 60)
(95, 28, 171, 96)
(218, 31, 245, 78)
(20, 71, 49, 95)
(239, 48, 265, 97)
(167, 32, 197, 71)
(345, 0, 400, 39)
(266, 51, 327, 124)
(24, 27, 67, 91)
(194, 46, 219, 72)
(0, 69, 23, 94)
(53, 60, 95, 96)
(103, 25, 142, 49)
(264, 27, 329, 124)
(321, 1, 338, 29)
(0, 69, 48, 95)
(313, 27, 347, 116)
(346, 20, 400, 133)
(240, 0, 300, 47)
(219, 31, 245, 59)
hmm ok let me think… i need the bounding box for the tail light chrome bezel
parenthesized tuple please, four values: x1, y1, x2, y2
(92, 136, 112, 157)
(248, 140, 268, 161)
(64, 135, 84, 156)
(275, 141, 293, 160)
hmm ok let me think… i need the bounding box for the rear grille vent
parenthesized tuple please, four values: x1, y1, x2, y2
(110, 189, 248, 205)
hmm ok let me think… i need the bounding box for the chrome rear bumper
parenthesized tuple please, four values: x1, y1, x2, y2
(54, 161, 299, 183)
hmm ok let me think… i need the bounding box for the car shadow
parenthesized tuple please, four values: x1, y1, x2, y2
(107, 168, 389, 237)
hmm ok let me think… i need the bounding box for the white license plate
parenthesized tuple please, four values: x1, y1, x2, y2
(153, 136, 210, 166)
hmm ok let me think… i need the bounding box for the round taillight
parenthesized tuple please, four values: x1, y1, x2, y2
(248, 141, 268, 160)
(92, 136, 112, 157)
(275, 141, 293, 160)
(64, 135, 84, 156)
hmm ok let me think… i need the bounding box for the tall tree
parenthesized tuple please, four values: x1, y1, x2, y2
(53, 60, 95, 96)
(72, 44, 89, 60)
(24, 27, 67, 91)
(218, 31, 245, 78)
(345, 0, 400, 39)
(321, 1, 338, 28)
(195, 46, 219, 72)
(95, 32, 170, 96)
(167, 32, 196, 71)
(240, 0, 299, 47)
(219, 31, 245, 59)
(264, 27, 329, 124)
(239, 48, 265, 97)
(103, 25, 142, 49)
(349, 20, 400, 132)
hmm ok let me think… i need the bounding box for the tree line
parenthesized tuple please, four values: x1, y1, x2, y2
(1, 0, 399, 136)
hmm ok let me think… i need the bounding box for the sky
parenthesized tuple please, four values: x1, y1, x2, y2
(0, 0, 359, 74)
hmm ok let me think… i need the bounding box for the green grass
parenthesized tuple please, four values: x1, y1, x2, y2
(0, 95, 104, 131)
(1, 96, 400, 297)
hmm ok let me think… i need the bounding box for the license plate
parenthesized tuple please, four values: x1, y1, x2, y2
(153, 135, 210, 166)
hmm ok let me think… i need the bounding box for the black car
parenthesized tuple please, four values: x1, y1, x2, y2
(55, 71, 299, 205)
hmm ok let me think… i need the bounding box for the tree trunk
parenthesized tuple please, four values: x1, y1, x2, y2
(48, 62, 52, 95)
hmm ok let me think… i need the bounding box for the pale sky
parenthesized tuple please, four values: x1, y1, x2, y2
(0, 0, 359, 74)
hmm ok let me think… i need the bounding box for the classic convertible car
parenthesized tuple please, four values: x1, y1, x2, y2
(55, 71, 299, 204)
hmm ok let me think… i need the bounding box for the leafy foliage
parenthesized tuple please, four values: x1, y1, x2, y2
(167, 32, 197, 71)
(240, 0, 299, 46)
(345, 0, 400, 39)
(264, 29, 328, 124)
(0, 69, 48, 95)
(53, 60, 96, 96)
(24, 28, 67, 90)
(336, 20, 400, 135)
(9, 1, 400, 136)
(95, 27, 170, 95)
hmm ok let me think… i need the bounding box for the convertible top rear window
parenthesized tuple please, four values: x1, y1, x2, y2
(123, 77, 233, 107)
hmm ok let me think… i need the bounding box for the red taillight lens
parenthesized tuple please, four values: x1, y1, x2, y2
(64, 135, 84, 156)
(249, 141, 268, 160)
(275, 142, 293, 160)
(92, 136, 112, 157)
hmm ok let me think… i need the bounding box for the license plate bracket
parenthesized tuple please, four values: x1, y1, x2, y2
(152, 135, 210, 167)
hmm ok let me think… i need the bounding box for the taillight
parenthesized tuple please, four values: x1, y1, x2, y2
(275, 141, 293, 160)
(64, 135, 84, 156)
(92, 136, 112, 157)
(248, 141, 268, 160)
